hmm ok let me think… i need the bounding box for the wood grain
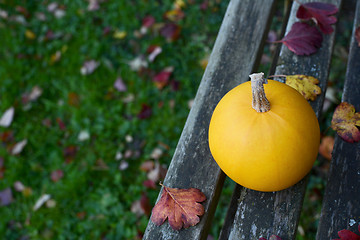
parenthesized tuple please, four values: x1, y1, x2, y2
(142, 0, 276, 239)
(316, 1, 360, 239)
(219, 0, 342, 239)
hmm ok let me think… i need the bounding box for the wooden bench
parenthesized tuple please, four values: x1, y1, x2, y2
(143, 0, 360, 239)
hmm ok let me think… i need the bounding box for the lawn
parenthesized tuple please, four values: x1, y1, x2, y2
(0, 0, 353, 239)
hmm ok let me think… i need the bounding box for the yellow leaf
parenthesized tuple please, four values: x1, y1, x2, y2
(331, 102, 360, 143)
(113, 30, 127, 39)
(25, 29, 36, 40)
(174, 0, 186, 9)
(285, 75, 321, 101)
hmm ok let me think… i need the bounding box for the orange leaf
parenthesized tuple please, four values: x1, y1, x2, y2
(331, 102, 360, 143)
(318, 136, 334, 160)
(151, 184, 206, 230)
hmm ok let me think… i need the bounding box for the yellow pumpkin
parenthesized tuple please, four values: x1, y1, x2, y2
(208, 73, 320, 192)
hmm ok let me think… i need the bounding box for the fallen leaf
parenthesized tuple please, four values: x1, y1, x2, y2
(25, 29, 36, 40)
(147, 45, 162, 62)
(113, 30, 127, 39)
(118, 160, 129, 171)
(140, 160, 155, 172)
(56, 117, 66, 130)
(334, 224, 360, 240)
(23, 86, 43, 104)
(151, 184, 206, 230)
(153, 67, 173, 89)
(319, 136, 334, 160)
(296, 2, 338, 34)
(164, 9, 185, 22)
(68, 92, 80, 107)
(160, 23, 181, 41)
(114, 77, 127, 92)
(33, 194, 51, 211)
(142, 16, 156, 28)
(331, 102, 360, 143)
(11, 139, 27, 155)
(0, 107, 15, 127)
(93, 159, 109, 171)
(356, 26, 360, 47)
(128, 56, 148, 71)
(78, 130, 90, 141)
(285, 75, 321, 101)
(138, 104, 152, 119)
(0, 188, 13, 206)
(131, 192, 151, 217)
(80, 60, 99, 75)
(51, 169, 64, 182)
(63, 145, 77, 163)
(13, 181, 25, 192)
(143, 179, 157, 189)
(46, 199, 56, 208)
(275, 22, 323, 55)
(87, 0, 100, 11)
(147, 162, 167, 183)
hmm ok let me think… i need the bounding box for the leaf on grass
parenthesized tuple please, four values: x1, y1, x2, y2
(0, 188, 13, 206)
(131, 192, 151, 217)
(296, 2, 338, 34)
(151, 184, 206, 230)
(25, 29, 36, 40)
(33, 194, 51, 211)
(285, 75, 321, 101)
(138, 104, 152, 119)
(80, 60, 99, 75)
(0, 107, 15, 128)
(114, 77, 127, 92)
(164, 9, 185, 22)
(153, 67, 174, 90)
(0, 157, 4, 179)
(147, 45, 162, 62)
(51, 169, 64, 182)
(160, 23, 181, 41)
(277, 22, 323, 55)
(331, 102, 360, 143)
(11, 139, 27, 155)
(356, 26, 360, 47)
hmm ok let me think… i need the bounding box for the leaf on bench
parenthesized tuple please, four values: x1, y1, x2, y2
(275, 22, 323, 55)
(151, 184, 206, 230)
(331, 102, 360, 143)
(284, 75, 321, 101)
(333, 224, 360, 240)
(296, 2, 338, 34)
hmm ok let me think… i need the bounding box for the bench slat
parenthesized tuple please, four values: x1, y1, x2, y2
(316, 1, 360, 239)
(142, 0, 276, 239)
(219, 1, 341, 239)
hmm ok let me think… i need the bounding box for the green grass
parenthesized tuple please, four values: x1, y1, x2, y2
(0, 1, 228, 239)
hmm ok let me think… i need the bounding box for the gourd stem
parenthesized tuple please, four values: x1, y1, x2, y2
(249, 72, 270, 113)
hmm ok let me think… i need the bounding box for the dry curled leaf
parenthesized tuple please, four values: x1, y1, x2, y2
(285, 75, 321, 101)
(151, 184, 206, 230)
(331, 102, 360, 143)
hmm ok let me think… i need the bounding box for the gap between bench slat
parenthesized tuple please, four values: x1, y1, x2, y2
(142, 0, 276, 239)
(219, 0, 342, 239)
(316, 1, 360, 239)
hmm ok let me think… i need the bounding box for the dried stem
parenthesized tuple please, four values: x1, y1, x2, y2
(249, 73, 270, 113)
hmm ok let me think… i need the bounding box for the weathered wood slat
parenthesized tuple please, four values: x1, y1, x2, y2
(142, 0, 276, 239)
(219, 1, 341, 239)
(316, 1, 360, 239)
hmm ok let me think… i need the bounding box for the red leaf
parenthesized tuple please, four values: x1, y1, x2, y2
(277, 22, 323, 55)
(355, 26, 360, 47)
(296, 2, 338, 34)
(0, 157, 4, 179)
(142, 16, 155, 28)
(336, 229, 360, 240)
(160, 23, 181, 41)
(153, 67, 173, 90)
(151, 184, 206, 230)
(137, 104, 152, 119)
(51, 169, 64, 182)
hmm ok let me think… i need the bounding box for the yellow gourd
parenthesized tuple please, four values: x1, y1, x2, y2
(208, 73, 320, 192)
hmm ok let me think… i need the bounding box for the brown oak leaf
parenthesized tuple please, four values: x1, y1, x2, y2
(151, 184, 206, 230)
(285, 75, 321, 101)
(331, 102, 360, 143)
